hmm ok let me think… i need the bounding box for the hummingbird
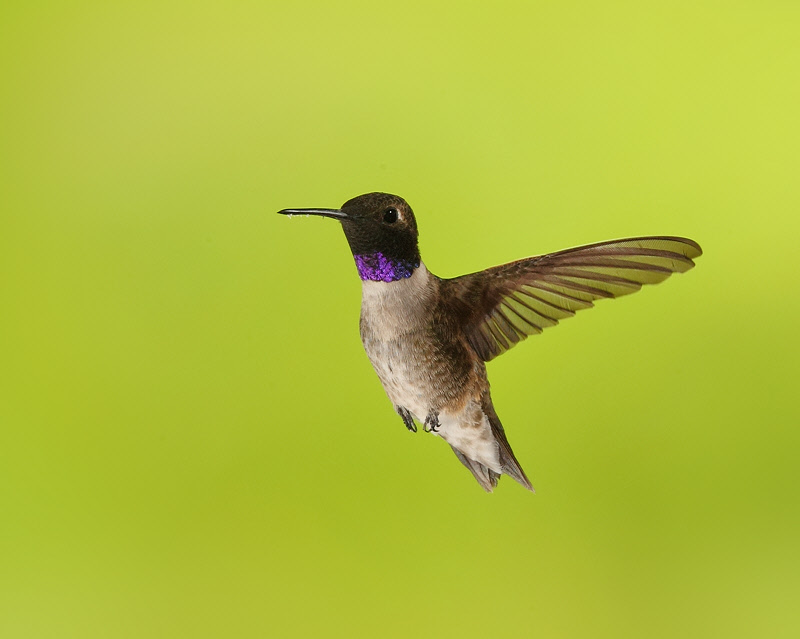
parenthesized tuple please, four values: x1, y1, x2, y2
(278, 192, 701, 492)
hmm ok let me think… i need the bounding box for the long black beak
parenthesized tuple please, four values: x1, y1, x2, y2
(277, 207, 348, 220)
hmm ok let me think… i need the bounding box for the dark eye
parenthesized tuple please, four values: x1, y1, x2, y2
(383, 208, 398, 224)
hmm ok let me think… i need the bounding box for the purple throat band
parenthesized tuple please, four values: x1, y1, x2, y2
(354, 253, 419, 282)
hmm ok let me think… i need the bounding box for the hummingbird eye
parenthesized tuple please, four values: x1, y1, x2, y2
(383, 208, 399, 224)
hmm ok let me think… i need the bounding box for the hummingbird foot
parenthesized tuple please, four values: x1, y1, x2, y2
(423, 410, 440, 433)
(396, 406, 417, 433)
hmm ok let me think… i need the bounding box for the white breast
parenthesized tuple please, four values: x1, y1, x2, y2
(360, 262, 434, 340)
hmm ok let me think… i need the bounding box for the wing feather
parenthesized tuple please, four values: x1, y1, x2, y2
(442, 236, 701, 361)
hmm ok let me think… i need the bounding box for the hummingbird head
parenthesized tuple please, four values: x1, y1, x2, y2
(278, 192, 422, 282)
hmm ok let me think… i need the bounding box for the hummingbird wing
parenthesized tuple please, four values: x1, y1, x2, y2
(442, 236, 702, 362)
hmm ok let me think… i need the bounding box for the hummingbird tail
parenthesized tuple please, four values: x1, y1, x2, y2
(448, 401, 535, 492)
(484, 398, 535, 493)
(450, 445, 501, 492)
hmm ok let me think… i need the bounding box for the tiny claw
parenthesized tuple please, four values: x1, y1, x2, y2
(424, 410, 440, 433)
(396, 406, 417, 433)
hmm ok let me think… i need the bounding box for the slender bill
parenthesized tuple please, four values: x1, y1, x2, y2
(277, 208, 349, 220)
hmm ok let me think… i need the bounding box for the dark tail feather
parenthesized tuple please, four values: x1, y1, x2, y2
(450, 445, 500, 492)
(483, 398, 535, 492)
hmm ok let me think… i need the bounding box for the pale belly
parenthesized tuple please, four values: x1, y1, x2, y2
(361, 331, 501, 473)
(361, 331, 438, 420)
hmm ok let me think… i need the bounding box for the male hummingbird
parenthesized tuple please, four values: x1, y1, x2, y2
(278, 193, 701, 492)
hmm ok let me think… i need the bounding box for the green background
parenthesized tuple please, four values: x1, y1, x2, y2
(2, 1, 798, 637)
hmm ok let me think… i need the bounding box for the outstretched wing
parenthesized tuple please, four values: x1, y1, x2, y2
(442, 236, 702, 361)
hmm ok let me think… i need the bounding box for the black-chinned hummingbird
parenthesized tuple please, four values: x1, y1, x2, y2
(278, 193, 701, 492)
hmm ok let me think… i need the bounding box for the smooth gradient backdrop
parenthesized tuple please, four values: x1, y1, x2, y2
(2, 2, 798, 637)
